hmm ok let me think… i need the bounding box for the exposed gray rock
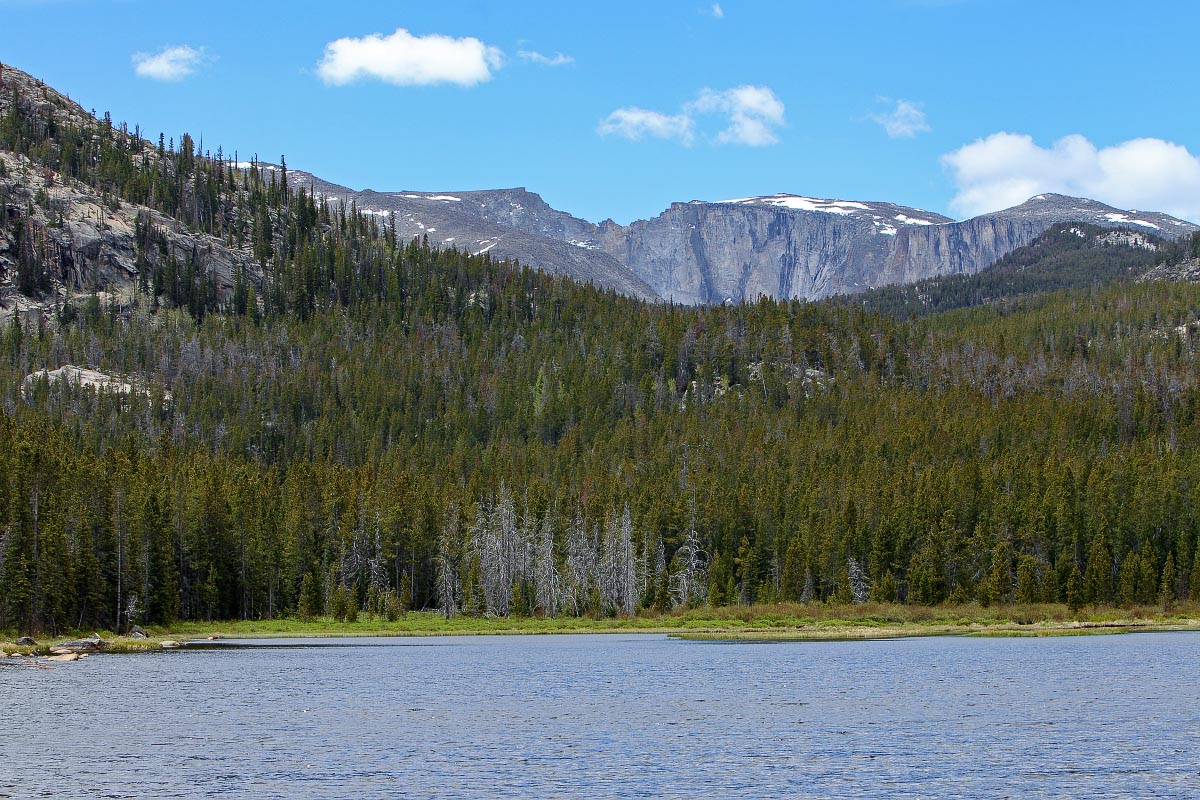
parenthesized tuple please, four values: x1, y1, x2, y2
(4, 60, 1197, 309)
(600, 193, 1197, 304)
(0, 156, 255, 324)
(1141, 257, 1200, 283)
(0, 63, 261, 321)
(57, 635, 106, 652)
(311, 180, 1198, 305)
(0, 61, 103, 150)
(255, 169, 659, 301)
(21, 364, 166, 400)
(596, 197, 950, 304)
(1094, 229, 1159, 251)
(16, 636, 37, 646)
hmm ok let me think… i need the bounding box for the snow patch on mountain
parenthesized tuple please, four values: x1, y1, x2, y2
(1103, 212, 1160, 230)
(715, 195, 949, 228)
(718, 195, 871, 215)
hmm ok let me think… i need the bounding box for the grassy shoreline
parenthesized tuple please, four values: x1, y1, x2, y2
(4, 602, 1200, 655)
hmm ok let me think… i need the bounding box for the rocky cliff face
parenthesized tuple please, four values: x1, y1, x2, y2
(0, 149, 254, 322)
(595, 193, 1198, 305)
(879, 194, 1197, 293)
(0, 62, 257, 321)
(598, 196, 952, 304)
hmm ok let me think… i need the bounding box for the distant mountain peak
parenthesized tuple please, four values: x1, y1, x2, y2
(995, 193, 1192, 233)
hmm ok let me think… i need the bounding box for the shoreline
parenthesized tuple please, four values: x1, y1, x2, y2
(5, 602, 1200, 655)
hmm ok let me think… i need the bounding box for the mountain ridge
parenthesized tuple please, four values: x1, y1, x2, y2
(276, 163, 1199, 304)
(2, 59, 1198, 312)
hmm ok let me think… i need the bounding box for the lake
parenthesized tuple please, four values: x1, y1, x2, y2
(2, 632, 1198, 798)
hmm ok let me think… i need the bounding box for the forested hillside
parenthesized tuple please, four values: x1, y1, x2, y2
(847, 223, 1197, 319)
(4, 67, 1200, 636)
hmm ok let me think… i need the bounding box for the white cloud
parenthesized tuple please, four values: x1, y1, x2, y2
(132, 46, 207, 82)
(598, 107, 695, 145)
(871, 99, 931, 139)
(710, 3, 725, 18)
(317, 28, 503, 87)
(942, 132, 1200, 221)
(518, 50, 574, 67)
(689, 86, 785, 146)
(599, 85, 784, 147)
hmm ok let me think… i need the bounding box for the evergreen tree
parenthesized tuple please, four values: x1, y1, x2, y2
(1083, 534, 1114, 605)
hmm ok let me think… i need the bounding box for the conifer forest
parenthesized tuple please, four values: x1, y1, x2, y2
(5, 73, 1200, 636)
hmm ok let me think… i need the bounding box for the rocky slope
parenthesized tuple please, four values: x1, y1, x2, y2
(274, 168, 658, 300)
(298, 175, 1199, 305)
(3, 60, 1198, 312)
(1142, 258, 1200, 283)
(0, 62, 256, 321)
(0, 149, 254, 322)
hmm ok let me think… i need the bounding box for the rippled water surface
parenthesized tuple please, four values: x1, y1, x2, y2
(3, 632, 1199, 798)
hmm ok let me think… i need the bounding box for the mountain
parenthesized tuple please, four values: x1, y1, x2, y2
(288, 175, 1199, 306)
(2, 58, 1198, 319)
(591, 193, 1196, 305)
(599, 195, 953, 304)
(271, 168, 660, 301)
(0, 142, 255, 319)
(874, 193, 1196, 294)
(847, 222, 1170, 319)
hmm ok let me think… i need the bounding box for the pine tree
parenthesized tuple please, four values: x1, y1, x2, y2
(298, 572, 320, 621)
(1159, 553, 1177, 609)
(1190, 547, 1200, 603)
(1066, 563, 1085, 613)
(1083, 533, 1114, 605)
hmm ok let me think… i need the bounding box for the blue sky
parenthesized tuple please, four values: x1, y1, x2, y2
(3, 0, 1199, 224)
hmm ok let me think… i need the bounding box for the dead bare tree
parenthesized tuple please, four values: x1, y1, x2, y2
(563, 505, 594, 615)
(670, 494, 708, 609)
(532, 509, 560, 617)
(617, 505, 637, 616)
(848, 556, 871, 604)
(435, 505, 461, 618)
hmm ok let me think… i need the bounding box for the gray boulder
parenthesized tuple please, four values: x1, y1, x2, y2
(57, 635, 107, 652)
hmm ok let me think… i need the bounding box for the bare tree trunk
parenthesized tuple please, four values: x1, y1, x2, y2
(533, 510, 560, 617)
